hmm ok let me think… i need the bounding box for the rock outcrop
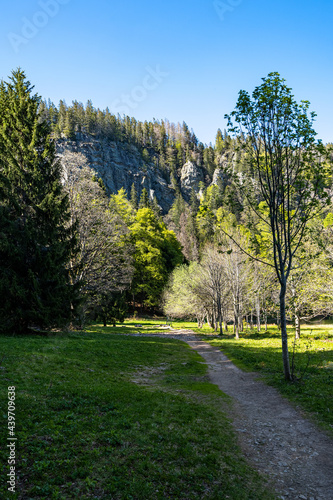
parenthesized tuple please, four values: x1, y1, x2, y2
(180, 161, 204, 198)
(56, 135, 175, 213)
(211, 167, 224, 186)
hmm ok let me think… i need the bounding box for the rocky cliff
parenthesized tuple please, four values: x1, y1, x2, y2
(56, 134, 209, 213)
(180, 161, 204, 196)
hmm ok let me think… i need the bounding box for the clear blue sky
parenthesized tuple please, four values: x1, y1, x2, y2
(1, 0, 332, 145)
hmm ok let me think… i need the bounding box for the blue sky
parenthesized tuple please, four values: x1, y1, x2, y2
(1, 0, 332, 145)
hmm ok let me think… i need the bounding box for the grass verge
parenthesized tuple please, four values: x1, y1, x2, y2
(0, 325, 276, 499)
(193, 323, 333, 436)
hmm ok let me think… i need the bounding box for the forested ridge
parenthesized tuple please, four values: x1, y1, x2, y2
(1, 69, 333, 380)
(41, 96, 222, 182)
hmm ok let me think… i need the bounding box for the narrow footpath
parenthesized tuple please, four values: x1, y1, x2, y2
(132, 329, 333, 500)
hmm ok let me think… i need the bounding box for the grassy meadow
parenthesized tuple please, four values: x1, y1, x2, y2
(189, 321, 333, 435)
(0, 323, 276, 500)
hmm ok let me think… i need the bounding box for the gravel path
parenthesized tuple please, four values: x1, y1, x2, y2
(127, 329, 333, 500)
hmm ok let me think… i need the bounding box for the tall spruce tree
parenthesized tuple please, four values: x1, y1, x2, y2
(0, 69, 78, 333)
(139, 187, 150, 209)
(130, 183, 138, 209)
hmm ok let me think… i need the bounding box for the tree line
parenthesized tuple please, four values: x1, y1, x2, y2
(1, 69, 333, 381)
(164, 72, 333, 380)
(39, 97, 235, 186)
(0, 70, 183, 333)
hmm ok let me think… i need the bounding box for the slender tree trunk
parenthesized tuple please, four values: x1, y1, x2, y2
(234, 314, 239, 339)
(239, 300, 243, 332)
(295, 310, 301, 340)
(217, 298, 223, 335)
(213, 307, 218, 332)
(265, 309, 267, 332)
(219, 316, 223, 335)
(256, 292, 261, 332)
(239, 316, 243, 332)
(250, 309, 254, 329)
(280, 282, 292, 381)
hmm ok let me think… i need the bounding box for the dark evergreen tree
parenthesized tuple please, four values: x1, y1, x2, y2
(139, 187, 150, 209)
(215, 128, 224, 153)
(47, 100, 59, 132)
(158, 120, 167, 155)
(203, 146, 216, 177)
(93, 291, 128, 327)
(170, 193, 186, 229)
(84, 99, 96, 133)
(166, 144, 177, 173)
(0, 69, 78, 333)
(151, 195, 161, 217)
(189, 188, 200, 216)
(57, 99, 67, 134)
(63, 108, 76, 140)
(130, 183, 138, 209)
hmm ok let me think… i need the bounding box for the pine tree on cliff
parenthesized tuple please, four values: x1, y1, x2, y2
(139, 187, 150, 209)
(130, 183, 138, 209)
(0, 69, 78, 333)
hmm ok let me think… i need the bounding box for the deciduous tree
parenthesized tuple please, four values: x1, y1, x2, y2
(130, 208, 183, 309)
(62, 156, 133, 322)
(225, 72, 330, 379)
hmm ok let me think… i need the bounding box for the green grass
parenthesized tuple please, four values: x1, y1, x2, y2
(85, 319, 333, 435)
(193, 322, 333, 436)
(0, 325, 275, 500)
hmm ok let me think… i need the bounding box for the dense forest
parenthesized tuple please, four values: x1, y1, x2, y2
(1, 69, 333, 379)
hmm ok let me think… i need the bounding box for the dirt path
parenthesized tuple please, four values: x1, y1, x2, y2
(130, 329, 333, 500)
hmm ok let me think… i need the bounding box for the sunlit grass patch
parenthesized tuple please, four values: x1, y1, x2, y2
(200, 324, 333, 435)
(0, 327, 275, 499)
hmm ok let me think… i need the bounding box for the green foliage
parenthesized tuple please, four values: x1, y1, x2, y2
(63, 108, 76, 140)
(130, 182, 138, 209)
(163, 262, 205, 321)
(225, 73, 331, 276)
(92, 292, 128, 327)
(130, 208, 183, 308)
(169, 193, 186, 228)
(0, 70, 78, 333)
(196, 203, 216, 242)
(41, 99, 223, 189)
(109, 187, 135, 225)
(138, 187, 150, 209)
(225, 72, 331, 380)
(215, 128, 225, 153)
(150, 195, 161, 217)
